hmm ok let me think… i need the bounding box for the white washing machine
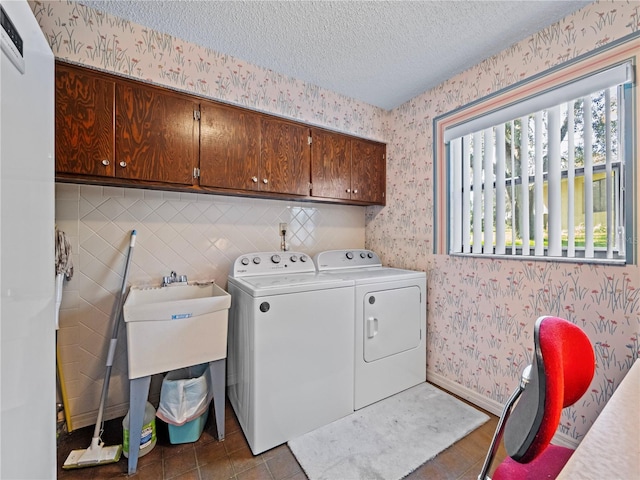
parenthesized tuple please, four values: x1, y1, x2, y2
(315, 249, 427, 410)
(227, 252, 354, 455)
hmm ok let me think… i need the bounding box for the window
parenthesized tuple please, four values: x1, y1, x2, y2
(593, 178, 607, 213)
(445, 62, 634, 263)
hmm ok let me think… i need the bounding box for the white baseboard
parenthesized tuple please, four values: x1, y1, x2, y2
(69, 393, 161, 432)
(550, 431, 579, 449)
(70, 403, 130, 431)
(427, 370, 580, 449)
(427, 370, 503, 416)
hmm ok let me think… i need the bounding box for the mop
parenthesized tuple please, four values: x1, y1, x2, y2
(63, 230, 137, 469)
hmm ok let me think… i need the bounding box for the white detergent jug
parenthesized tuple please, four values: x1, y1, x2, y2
(122, 401, 157, 458)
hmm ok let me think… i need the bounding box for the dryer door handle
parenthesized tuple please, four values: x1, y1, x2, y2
(367, 317, 378, 339)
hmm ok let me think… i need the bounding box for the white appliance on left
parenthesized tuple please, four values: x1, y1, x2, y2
(227, 252, 355, 454)
(0, 1, 56, 478)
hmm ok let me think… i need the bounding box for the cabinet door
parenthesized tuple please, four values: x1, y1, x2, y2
(351, 139, 386, 205)
(199, 101, 261, 191)
(116, 83, 198, 185)
(260, 118, 310, 195)
(310, 129, 351, 200)
(55, 63, 114, 177)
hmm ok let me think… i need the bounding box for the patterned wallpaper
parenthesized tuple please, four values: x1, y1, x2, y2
(366, 0, 640, 444)
(34, 0, 640, 445)
(29, 0, 389, 140)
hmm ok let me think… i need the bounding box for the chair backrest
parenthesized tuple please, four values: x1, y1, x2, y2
(503, 316, 595, 463)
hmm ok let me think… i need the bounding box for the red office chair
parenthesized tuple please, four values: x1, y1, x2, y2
(478, 316, 595, 480)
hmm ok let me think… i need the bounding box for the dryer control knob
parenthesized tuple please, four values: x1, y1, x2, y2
(271, 254, 281, 264)
(300, 255, 308, 262)
(367, 252, 374, 258)
(289, 255, 298, 262)
(252, 257, 261, 265)
(346, 251, 354, 260)
(360, 252, 366, 258)
(240, 257, 250, 266)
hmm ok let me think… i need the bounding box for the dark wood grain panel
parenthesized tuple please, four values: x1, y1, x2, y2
(310, 128, 352, 200)
(115, 83, 197, 185)
(55, 63, 385, 206)
(351, 138, 386, 205)
(199, 101, 260, 190)
(55, 63, 114, 176)
(260, 118, 310, 195)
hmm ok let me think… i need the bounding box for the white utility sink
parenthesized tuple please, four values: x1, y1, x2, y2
(123, 283, 231, 379)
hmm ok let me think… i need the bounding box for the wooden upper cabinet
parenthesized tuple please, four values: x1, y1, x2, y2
(351, 138, 386, 205)
(55, 63, 385, 204)
(260, 117, 310, 196)
(310, 129, 386, 205)
(115, 83, 198, 185)
(310, 128, 352, 200)
(199, 100, 261, 191)
(56, 62, 197, 186)
(55, 63, 115, 177)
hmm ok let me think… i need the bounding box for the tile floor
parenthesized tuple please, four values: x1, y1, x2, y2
(57, 391, 506, 480)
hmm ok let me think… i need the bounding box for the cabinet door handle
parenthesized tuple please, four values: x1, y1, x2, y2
(353, 189, 358, 194)
(101, 159, 110, 166)
(263, 178, 268, 184)
(119, 161, 127, 168)
(251, 176, 258, 183)
(346, 188, 351, 193)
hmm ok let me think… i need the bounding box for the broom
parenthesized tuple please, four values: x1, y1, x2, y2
(63, 230, 137, 469)
(55, 228, 74, 434)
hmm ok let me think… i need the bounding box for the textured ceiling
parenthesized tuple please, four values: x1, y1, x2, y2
(80, 0, 592, 110)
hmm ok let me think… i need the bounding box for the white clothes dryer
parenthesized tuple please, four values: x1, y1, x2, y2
(227, 252, 354, 454)
(314, 249, 426, 410)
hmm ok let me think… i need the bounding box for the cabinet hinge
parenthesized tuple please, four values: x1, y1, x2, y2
(308, 135, 312, 146)
(193, 167, 200, 178)
(308, 182, 313, 191)
(194, 110, 201, 121)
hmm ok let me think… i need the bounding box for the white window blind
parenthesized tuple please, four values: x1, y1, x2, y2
(447, 61, 634, 263)
(444, 62, 633, 142)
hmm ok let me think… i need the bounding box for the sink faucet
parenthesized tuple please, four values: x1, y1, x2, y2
(162, 271, 187, 286)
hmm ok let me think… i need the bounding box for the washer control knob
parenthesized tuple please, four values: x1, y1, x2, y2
(368, 252, 374, 258)
(360, 252, 366, 258)
(271, 254, 281, 264)
(300, 255, 308, 262)
(240, 257, 250, 266)
(252, 256, 261, 265)
(346, 251, 354, 260)
(289, 255, 298, 262)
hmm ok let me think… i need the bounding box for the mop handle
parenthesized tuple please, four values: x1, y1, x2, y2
(93, 230, 137, 439)
(106, 229, 136, 367)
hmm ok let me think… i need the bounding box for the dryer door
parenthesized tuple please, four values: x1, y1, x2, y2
(363, 285, 421, 362)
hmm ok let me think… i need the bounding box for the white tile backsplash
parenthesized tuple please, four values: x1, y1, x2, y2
(56, 184, 365, 428)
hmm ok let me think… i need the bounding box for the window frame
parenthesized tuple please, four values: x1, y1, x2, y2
(433, 38, 639, 265)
